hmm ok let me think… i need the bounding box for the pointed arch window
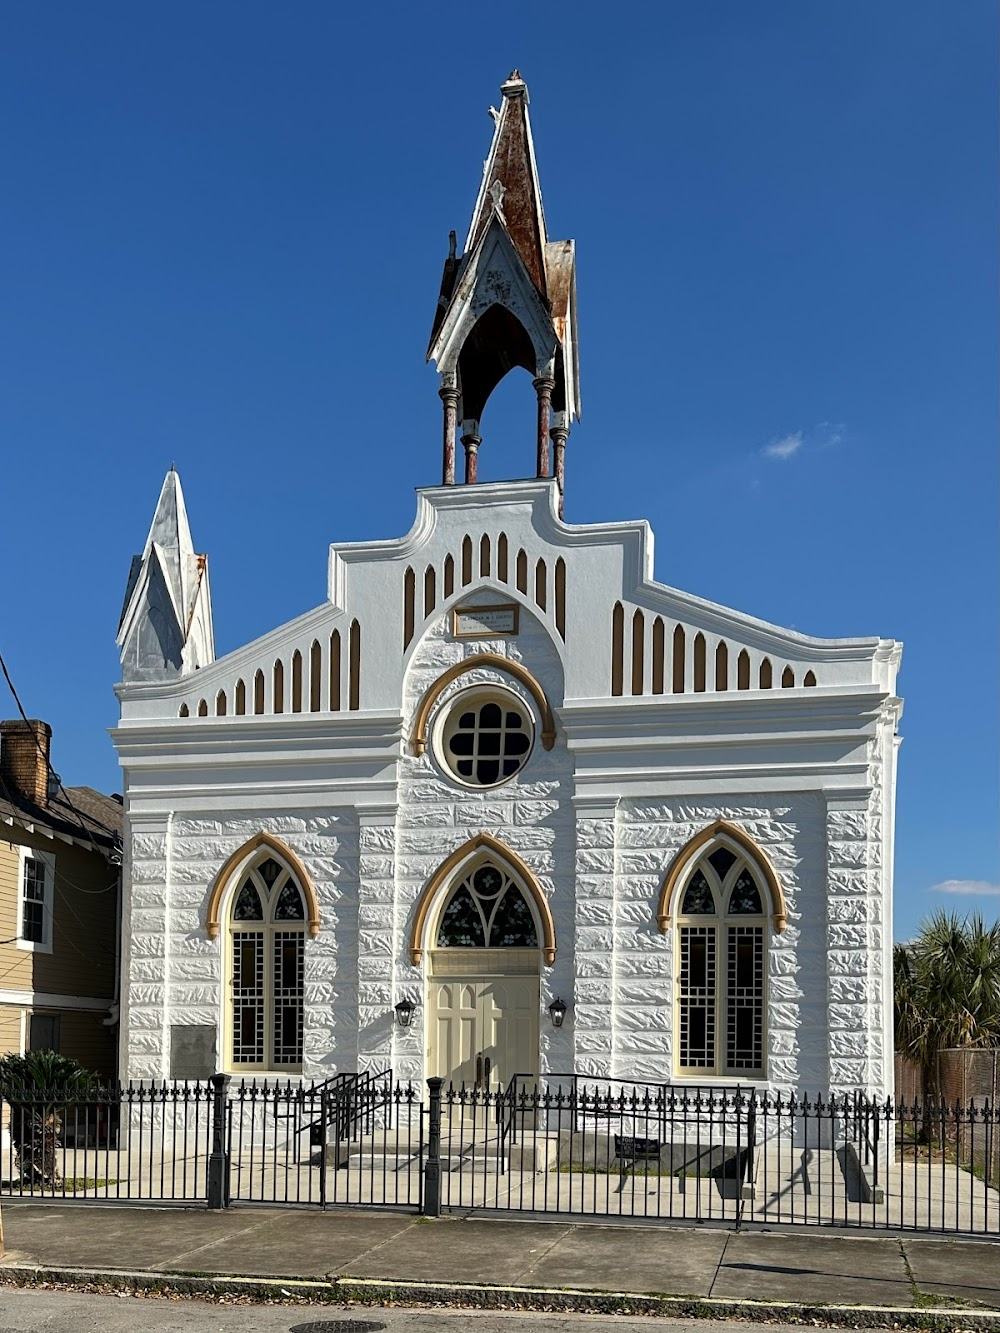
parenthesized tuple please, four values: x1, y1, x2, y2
(436, 863, 539, 949)
(228, 856, 306, 1072)
(675, 848, 767, 1078)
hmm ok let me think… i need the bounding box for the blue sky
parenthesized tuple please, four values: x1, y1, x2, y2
(1, 2, 995, 942)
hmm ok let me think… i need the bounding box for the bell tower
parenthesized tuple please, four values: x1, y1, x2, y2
(427, 71, 581, 515)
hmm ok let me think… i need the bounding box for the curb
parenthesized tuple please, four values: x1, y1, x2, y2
(2, 1263, 1000, 1328)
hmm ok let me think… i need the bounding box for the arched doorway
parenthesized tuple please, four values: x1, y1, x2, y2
(426, 857, 543, 1090)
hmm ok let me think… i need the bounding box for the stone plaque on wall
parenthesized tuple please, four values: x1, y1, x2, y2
(170, 1025, 216, 1080)
(453, 603, 519, 637)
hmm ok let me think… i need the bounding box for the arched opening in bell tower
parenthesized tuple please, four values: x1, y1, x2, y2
(426, 70, 579, 516)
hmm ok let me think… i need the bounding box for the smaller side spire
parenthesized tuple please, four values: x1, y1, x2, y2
(117, 469, 215, 681)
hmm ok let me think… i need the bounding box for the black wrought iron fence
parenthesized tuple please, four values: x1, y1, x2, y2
(225, 1075, 420, 1208)
(0, 1081, 212, 1203)
(2, 1076, 997, 1234)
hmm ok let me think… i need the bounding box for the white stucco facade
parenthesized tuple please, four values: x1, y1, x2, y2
(113, 478, 902, 1098)
(112, 70, 902, 1100)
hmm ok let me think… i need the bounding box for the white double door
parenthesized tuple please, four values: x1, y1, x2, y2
(430, 967, 539, 1091)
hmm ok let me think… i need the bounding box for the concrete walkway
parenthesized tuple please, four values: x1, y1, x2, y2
(1, 1202, 1000, 1316)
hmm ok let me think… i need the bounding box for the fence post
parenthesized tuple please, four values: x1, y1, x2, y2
(207, 1073, 231, 1209)
(423, 1076, 443, 1217)
(318, 1086, 328, 1209)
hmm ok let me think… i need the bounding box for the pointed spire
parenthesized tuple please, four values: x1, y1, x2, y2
(427, 72, 580, 508)
(117, 469, 215, 681)
(143, 468, 198, 619)
(464, 70, 548, 296)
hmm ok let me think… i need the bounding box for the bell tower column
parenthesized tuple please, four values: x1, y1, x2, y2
(551, 411, 569, 519)
(461, 420, 482, 484)
(439, 375, 460, 485)
(533, 368, 555, 477)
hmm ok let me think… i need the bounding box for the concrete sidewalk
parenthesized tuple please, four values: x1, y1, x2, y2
(1, 1203, 999, 1319)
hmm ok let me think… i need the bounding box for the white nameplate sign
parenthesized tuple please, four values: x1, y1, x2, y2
(453, 604, 519, 638)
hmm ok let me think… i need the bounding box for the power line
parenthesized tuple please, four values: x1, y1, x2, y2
(0, 648, 123, 860)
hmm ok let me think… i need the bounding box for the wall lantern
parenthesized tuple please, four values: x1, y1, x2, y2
(548, 997, 567, 1029)
(394, 998, 417, 1028)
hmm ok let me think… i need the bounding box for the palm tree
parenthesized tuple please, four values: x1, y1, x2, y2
(0, 1050, 102, 1186)
(894, 912, 1000, 1134)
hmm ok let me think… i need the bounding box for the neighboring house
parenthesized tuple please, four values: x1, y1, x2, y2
(0, 719, 122, 1079)
(113, 72, 903, 1098)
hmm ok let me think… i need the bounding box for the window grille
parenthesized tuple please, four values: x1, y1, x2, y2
(22, 856, 46, 944)
(726, 925, 764, 1070)
(441, 696, 532, 786)
(678, 925, 716, 1068)
(675, 846, 767, 1077)
(228, 859, 306, 1071)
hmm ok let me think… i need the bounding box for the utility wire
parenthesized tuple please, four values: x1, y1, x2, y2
(0, 648, 123, 859)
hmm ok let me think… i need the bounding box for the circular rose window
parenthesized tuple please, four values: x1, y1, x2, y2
(438, 688, 534, 787)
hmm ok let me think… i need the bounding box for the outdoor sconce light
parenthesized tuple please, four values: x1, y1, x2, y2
(548, 997, 567, 1029)
(394, 998, 417, 1028)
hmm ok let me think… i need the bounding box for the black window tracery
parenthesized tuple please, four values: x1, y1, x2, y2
(442, 696, 532, 786)
(436, 861, 539, 949)
(676, 846, 767, 1077)
(229, 858, 306, 1070)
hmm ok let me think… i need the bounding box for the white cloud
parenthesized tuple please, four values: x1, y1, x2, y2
(762, 432, 803, 460)
(928, 879, 1000, 897)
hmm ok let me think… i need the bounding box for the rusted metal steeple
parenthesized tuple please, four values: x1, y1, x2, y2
(464, 71, 548, 298)
(428, 71, 580, 514)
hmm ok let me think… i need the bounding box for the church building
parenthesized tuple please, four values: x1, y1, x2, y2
(113, 72, 903, 1098)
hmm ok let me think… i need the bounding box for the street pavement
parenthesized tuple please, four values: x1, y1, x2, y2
(1, 1202, 999, 1316)
(0, 1288, 857, 1333)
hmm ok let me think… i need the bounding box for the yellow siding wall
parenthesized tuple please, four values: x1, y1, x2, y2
(49, 1010, 117, 1082)
(0, 1002, 23, 1057)
(0, 838, 31, 990)
(0, 828, 117, 998)
(0, 825, 118, 1080)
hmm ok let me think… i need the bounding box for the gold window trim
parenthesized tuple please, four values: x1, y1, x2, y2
(409, 833, 556, 967)
(411, 653, 556, 757)
(206, 831, 320, 940)
(655, 819, 787, 935)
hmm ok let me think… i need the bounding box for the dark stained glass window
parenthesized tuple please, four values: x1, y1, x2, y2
(436, 862, 540, 950)
(708, 847, 737, 880)
(676, 851, 767, 1077)
(488, 886, 538, 947)
(437, 885, 486, 947)
(274, 882, 305, 920)
(681, 871, 714, 915)
(473, 865, 505, 898)
(728, 871, 763, 915)
(443, 696, 532, 786)
(258, 857, 283, 886)
(233, 882, 264, 920)
(229, 860, 307, 1072)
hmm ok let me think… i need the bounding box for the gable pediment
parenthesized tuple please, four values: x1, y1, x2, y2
(429, 217, 558, 379)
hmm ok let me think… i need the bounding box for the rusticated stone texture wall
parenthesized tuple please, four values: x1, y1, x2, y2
(123, 596, 889, 1097)
(824, 727, 888, 1097)
(125, 809, 360, 1082)
(391, 598, 577, 1084)
(612, 797, 829, 1091)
